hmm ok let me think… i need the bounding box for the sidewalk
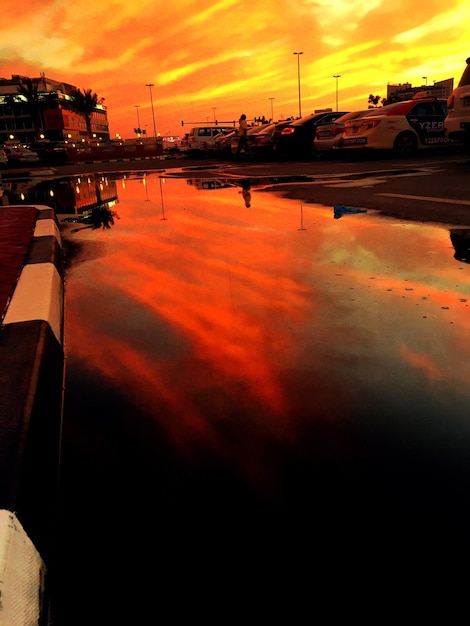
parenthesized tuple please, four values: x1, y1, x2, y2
(0, 204, 64, 621)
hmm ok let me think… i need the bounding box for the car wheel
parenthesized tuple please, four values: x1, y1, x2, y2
(393, 132, 417, 157)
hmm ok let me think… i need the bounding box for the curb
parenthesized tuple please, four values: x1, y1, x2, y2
(0, 205, 64, 612)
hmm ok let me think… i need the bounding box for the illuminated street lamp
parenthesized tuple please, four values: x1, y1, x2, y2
(269, 97, 275, 121)
(293, 52, 303, 117)
(333, 75, 341, 111)
(145, 83, 157, 139)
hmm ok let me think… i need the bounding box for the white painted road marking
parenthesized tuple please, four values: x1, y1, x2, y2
(377, 193, 470, 206)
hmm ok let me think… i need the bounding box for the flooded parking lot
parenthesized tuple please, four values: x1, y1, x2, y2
(53, 170, 469, 621)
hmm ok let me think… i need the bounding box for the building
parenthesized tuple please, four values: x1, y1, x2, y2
(386, 78, 454, 103)
(0, 74, 110, 144)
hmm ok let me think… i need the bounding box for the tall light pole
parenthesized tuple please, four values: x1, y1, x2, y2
(212, 107, 217, 123)
(134, 105, 141, 136)
(293, 52, 303, 118)
(422, 76, 428, 86)
(269, 97, 275, 121)
(145, 83, 157, 139)
(333, 75, 341, 111)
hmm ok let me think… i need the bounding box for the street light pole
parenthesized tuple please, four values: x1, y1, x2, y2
(293, 52, 303, 118)
(145, 83, 157, 139)
(134, 105, 141, 137)
(422, 76, 428, 86)
(269, 97, 275, 121)
(212, 107, 217, 123)
(333, 75, 341, 111)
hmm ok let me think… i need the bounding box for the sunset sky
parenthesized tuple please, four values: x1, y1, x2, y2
(1, 0, 469, 138)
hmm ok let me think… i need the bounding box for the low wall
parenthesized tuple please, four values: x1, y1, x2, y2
(0, 205, 64, 622)
(66, 141, 164, 162)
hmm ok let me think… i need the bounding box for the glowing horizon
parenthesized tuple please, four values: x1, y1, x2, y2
(1, 0, 468, 137)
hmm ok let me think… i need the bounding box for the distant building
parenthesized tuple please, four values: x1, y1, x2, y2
(386, 78, 454, 103)
(0, 73, 109, 144)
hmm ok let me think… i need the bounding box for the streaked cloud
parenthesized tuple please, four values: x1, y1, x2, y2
(0, 0, 468, 136)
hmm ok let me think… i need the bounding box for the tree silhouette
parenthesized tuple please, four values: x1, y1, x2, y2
(72, 88, 100, 142)
(367, 94, 382, 108)
(17, 78, 43, 139)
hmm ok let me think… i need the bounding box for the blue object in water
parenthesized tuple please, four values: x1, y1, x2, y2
(334, 205, 368, 219)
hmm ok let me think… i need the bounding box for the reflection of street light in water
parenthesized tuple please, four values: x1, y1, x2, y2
(143, 175, 149, 202)
(298, 204, 306, 231)
(159, 177, 167, 220)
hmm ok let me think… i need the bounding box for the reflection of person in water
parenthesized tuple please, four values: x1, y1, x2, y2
(239, 178, 251, 207)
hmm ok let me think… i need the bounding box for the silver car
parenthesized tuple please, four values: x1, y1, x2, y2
(445, 56, 470, 151)
(4, 146, 40, 166)
(314, 110, 371, 156)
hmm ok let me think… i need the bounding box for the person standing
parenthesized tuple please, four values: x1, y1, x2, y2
(236, 113, 250, 158)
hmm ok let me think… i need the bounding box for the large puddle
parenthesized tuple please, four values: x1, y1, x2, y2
(51, 170, 470, 620)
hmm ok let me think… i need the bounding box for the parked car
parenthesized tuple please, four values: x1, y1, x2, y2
(0, 149, 8, 168)
(445, 56, 470, 151)
(341, 94, 459, 157)
(179, 133, 190, 154)
(230, 124, 274, 158)
(313, 110, 371, 157)
(248, 123, 279, 159)
(186, 126, 234, 156)
(3, 146, 40, 166)
(271, 111, 348, 158)
(204, 128, 236, 155)
(28, 141, 69, 165)
(213, 129, 238, 156)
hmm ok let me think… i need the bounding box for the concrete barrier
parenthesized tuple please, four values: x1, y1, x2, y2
(0, 205, 64, 622)
(0, 510, 47, 625)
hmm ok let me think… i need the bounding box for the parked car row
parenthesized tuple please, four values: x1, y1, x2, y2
(0, 144, 40, 167)
(179, 59, 470, 162)
(186, 94, 465, 162)
(0, 140, 70, 167)
(180, 96, 461, 161)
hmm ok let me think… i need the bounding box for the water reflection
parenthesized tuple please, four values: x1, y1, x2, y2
(55, 171, 470, 621)
(450, 228, 470, 263)
(0, 172, 120, 214)
(61, 173, 470, 468)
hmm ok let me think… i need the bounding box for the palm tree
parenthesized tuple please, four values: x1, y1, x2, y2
(367, 94, 382, 108)
(17, 78, 44, 139)
(73, 88, 100, 142)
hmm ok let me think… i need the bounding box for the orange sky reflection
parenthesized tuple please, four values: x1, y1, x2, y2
(64, 175, 470, 487)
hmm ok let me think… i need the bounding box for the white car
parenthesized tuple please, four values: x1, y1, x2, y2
(185, 126, 235, 156)
(3, 146, 40, 166)
(445, 56, 470, 151)
(341, 94, 458, 157)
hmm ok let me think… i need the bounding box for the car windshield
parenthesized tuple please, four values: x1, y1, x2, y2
(458, 59, 470, 87)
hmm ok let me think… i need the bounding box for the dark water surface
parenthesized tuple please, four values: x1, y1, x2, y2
(54, 172, 470, 620)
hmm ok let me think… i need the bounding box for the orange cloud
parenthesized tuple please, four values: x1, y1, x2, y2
(1, 0, 468, 136)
